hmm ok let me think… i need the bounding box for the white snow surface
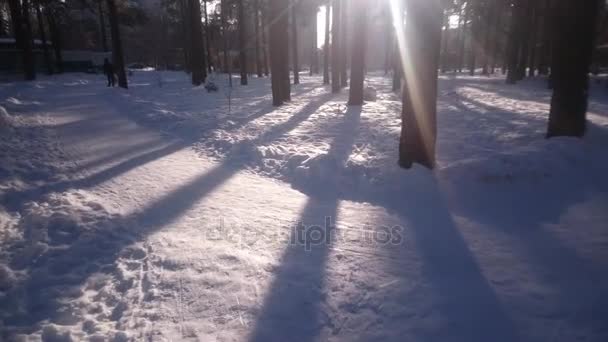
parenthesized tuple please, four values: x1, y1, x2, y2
(0, 71, 607, 341)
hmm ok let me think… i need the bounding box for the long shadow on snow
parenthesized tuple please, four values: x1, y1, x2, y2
(1, 88, 333, 334)
(248, 106, 361, 342)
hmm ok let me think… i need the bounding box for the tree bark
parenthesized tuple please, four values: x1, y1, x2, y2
(269, 0, 290, 105)
(12, 0, 36, 80)
(323, 4, 330, 84)
(399, 0, 442, 169)
(440, 8, 449, 73)
(35, 1, 52, 75)
(506, 0, 523, 84)
(547, 0, 600, 138)
(347, 0, 367, 106)
(106, 0, 127, 88)
(331, 0, 341, 92)
(189, 0, 207, 85)
(537, 0, 552, 75)
(290, 1, 299, 84)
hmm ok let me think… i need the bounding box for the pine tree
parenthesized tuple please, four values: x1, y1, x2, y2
(106, 0, 127, 88)
(347, 0, 367, 105)
(189, 0, 207, 85)
(399, 0, 442, 169)
(269, 0, 290, 105)
(547, 0, 600, 137)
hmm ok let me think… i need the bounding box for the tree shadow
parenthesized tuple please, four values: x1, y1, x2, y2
(248, 106, 362, 342)
(1, 91, 337, 334)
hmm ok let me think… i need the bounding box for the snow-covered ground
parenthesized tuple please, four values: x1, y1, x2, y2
(0, 70, 607, 341)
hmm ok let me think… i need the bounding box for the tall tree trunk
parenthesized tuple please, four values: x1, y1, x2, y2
(468, 0, 478, 76)
(546, 0, 600, 138)
(506, 0, 523, 84)
(190, 0, 207, 85)
(44, 5, 62, 73)
(254, 0, 263, 77)
(339, 0, 348, 87)
(106, 0, 127, 88)
(97, 0, 108, 52)
(269, 0, 290, 105)
(35, 1, 52, 74)
(237, 0, 247, 85)
(290, 1, 299, 84)
(527, 3, 539, 77)
(203, 0, 213, 72)
(347, 0, 367, 106)
(261, 6, 270, 76)
(481, 1, 493, 75)
(323, 4, 330, 84)
(399, 0, 441, 170)
(490, 0, 503, 74)
(310, 7, 318, 75)
(331, 0, 341, 92)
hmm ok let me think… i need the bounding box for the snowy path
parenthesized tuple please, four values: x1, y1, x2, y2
(1, 74, 608, 341)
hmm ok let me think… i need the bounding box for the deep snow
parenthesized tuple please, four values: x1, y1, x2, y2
(0, 70, 607, 341)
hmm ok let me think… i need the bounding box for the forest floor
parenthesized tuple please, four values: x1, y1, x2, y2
(1, 71, 608, 341)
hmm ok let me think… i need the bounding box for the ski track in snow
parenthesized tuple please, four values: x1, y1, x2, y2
(0, 71, 607, 341)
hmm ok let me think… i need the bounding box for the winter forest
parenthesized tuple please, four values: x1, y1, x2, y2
(1, 0, 608, 340)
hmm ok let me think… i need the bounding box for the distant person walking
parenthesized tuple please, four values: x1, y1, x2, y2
(103, 58, 115, 87)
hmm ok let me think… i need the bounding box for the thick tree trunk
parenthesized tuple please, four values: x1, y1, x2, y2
(331, 0, 341, 92)
(35, 2, 52, 75)
(190, 0, 207, 85)
(399, 0, 442, 169)
(323, 4, 330, 84)
(347, 0, 367, 106)
(237, 0, 247, 85)
(269, 0, 290, 105)
(546, 0, 599, 138)
(106, 0, 127, 88)
(13, 0, 36, 80)
(290, 2, 299, 84)
(506, 0, 523, 84)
